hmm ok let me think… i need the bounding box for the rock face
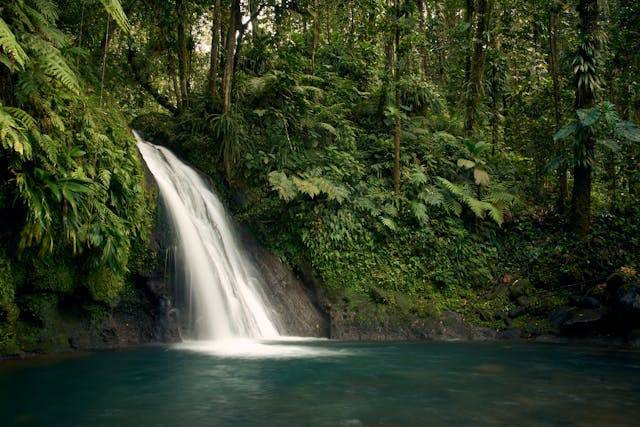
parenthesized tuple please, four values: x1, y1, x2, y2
(242, 236, 330, 338)
(329, 309, 498, 341)
(614, 284, 640, 325)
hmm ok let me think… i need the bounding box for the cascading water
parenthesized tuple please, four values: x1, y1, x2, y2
(135, 132, 281, 342)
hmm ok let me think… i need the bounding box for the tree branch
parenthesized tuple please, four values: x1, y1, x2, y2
(127, 44, 178, 115)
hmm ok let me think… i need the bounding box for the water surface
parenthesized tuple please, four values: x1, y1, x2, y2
(2, 341, 640, 426)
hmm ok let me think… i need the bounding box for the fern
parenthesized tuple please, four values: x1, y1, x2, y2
(0, 17, 28, 69)
(98, 0, 131, 33)
(32, 0, 59, 22)
(268, 171, 298, 201)
(28, 37, 80, 93)
(0, 104, 32, 157)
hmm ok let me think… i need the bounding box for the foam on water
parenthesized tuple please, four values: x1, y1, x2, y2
(174, 338, 350, 359)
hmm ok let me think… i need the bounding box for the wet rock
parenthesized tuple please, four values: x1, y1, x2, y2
(614, 284, 640, 326)
(244, 238, 330, 338)
(606, 271, 626, 291)
(497, 329, 522, 340)
(570, 295, 601, 309)
(68, 337, 79, 350)
(562, 308, 603, 328)
(549, 307, 573, 328)
(628, 330, 640, 349)
(516, 295, 533, 308)
(509, 307, 526, 318)
(550, 306, 604, 331)
(509, 279, 534, 301)
(329, 309, 497, 341)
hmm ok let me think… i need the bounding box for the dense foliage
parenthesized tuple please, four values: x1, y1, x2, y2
(1, 0, 639, 353)
(0, 0, 154, 353)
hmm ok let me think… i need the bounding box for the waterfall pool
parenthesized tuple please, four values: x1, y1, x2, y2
(3, 340, 640, 426)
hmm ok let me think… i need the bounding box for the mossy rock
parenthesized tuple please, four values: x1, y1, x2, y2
(31, 256, 78, 294)
(509, 279, 534, 300)
(369, 286, 392, 305)
(86, 268, 125, 307)
(22, 294, 59, 327)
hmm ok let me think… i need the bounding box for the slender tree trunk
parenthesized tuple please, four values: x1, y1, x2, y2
(76, 1, 85, 67)
(417, 0, 428, 77)
(393, 0, 402, 193)
(570, 0, 599, 236)
(464, 0, 475, 91)
(99, 19, 110, 105)
(312, 0, 320, 73)
(169, 54, 182, 107)
(176, 0, 189, 110)
(464, 0, 492, 133)
(548, 5, 568, 212)
(249, 0, 261, 42)
(222, 0, 241, 114)
(208, 0, 222, 100)
(161, 24, 182, 107)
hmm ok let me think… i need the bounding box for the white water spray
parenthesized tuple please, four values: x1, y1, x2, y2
(135, 133, 281, 341)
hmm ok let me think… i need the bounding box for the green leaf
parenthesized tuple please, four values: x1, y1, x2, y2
(616, 121, 640, 143)
(380, 217, 397, 230)
(268, 171, 298, 201)
(577, 108, 600, 127)
(410, 201, 429, 224)
(70, 146, 86, 158)
(554, 123, 578, 141)
(0, 17, 28, 69)
(457, 158, 476, 169)
(98, 0, 131, 33)
(473, 169, 490, 186)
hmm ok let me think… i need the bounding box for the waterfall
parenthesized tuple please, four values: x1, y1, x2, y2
(135, 132, 281, 341)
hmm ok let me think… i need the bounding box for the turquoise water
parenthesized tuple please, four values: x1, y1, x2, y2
(2, 341, 640, 426)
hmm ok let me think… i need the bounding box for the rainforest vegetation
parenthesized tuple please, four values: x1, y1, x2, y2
(1, 0, 639, 354)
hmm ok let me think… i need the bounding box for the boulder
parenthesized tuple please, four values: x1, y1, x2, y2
(497, 329, 522, 340)
(549, 306, 604, 331)
(570, 295, 601, 309)
(562, 308, 604, 328)
(509, 279, 534, 301)
(614, 284, 640, 326)
(628, 329, 640, 349)
(549, 307, 572, 328)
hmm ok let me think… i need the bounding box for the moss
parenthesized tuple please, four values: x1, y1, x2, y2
(86, 268, 125, 307)
(23, 294, 59, 327)
(83, 304, 108, 329)
(0, 251, 19, 354)
(128, 182, 160, 277)
(31, 256, 78, 294)
(15, 320, 68, 353)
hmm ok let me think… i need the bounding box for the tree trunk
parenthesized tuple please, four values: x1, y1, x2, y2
(570, 0, 599, 236)
(464, 0, 492, 133)
(312, 0, 320, 73)
(222, 0, 241, 114)
(417, 0, 428, 77)
(393, 0, 402, 193)
(249, 0, 261, 42)
(548, 5, 568, 212)
(208, 0, 222, 100)
(127, 45, 178, 115)
(464, 0, 475, 91)
(176, 0, 189, 110)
